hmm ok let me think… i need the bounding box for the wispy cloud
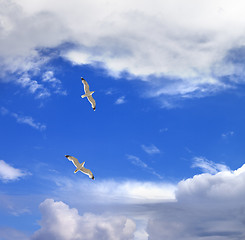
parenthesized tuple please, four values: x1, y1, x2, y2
(0, 160, 30, 182)
(141, 144, 160, 155)
(1, 107, 46, 131)
(115, 96, 126, 105)
(17, 74, 50, 98)
(12, 113, 46, 131)
(128, 155, 148, 169)
(222, 130, 234, 138)
(0, 227, 29, 240)
(104, 88, 117, 95)
(0, 107, 9, 115)
(192, 156, 229, 174)
(159, 127, 168, 133)
(127, 155, 163, 179)
(42, 71, 67, 96)
(16, 71, 67, 98)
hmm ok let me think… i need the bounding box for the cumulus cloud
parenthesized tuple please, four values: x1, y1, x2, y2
(0, 107, 46, 131)
(0, 160, 30, 182)
(147, 163, 245, 240)
(34, 163, 245, 239)
(1, 0, 245, 104)
(29, 162, 245, 239)
(31, 199, 136, 240)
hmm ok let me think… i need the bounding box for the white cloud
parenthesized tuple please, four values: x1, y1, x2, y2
(141, 144, 160, 154)
(16, 71, 66, 98)
(192, 156, 229, 174)
(17, 74, 50, 98)
(42, 71, 67, 95)
(34, 163, 245, 239)
(54, 177, 176, 205)
(1, 107, 46, 131)
(31, 199, 136, 240)
(115, 96, 126, 105)
(12, 113, 46, 131)
(0, 160, 30, 182)
(2, 0, 245, 104)
(30, 180, 176, 240)
(147, 163, 245, 240)
(127, 155, 163, 179)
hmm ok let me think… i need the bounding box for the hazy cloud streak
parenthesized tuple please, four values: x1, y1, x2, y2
(141, 144, 160, 155)
(127, 155, 163, 179)
(192, 156, 229, 174)
(1, 107, 46, 131)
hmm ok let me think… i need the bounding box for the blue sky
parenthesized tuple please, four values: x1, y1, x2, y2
(1, 0, 245, 239)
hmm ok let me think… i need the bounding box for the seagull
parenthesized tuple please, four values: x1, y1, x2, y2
(81, 77, 96, 111)
(65, 155, 95, 180)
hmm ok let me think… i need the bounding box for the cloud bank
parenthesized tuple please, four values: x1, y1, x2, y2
(32, 162, 245, 239)
(2, 0, 245, 103)
(148, 163, 245, 240)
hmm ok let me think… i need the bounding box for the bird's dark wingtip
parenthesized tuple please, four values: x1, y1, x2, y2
(81, 77, 84, 80)
(65, 155, 70, 158)
(92, 176, 95, 180)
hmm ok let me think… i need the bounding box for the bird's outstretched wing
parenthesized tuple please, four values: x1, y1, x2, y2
(81, 166, 95, 179)
(81, 78, 90, 93)
(87, 95, 96, 111)
(65, 155, 80, 168)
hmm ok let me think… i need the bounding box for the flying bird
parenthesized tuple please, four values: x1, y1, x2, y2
(81, 77, 96, 111)
(65, 155, 95, 180)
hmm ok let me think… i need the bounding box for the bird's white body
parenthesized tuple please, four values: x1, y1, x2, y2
(74, 161, 85, 173)
(81, 77, 96, 110)
(81, 91, 94, 98)
(65, 155, 95, 179)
